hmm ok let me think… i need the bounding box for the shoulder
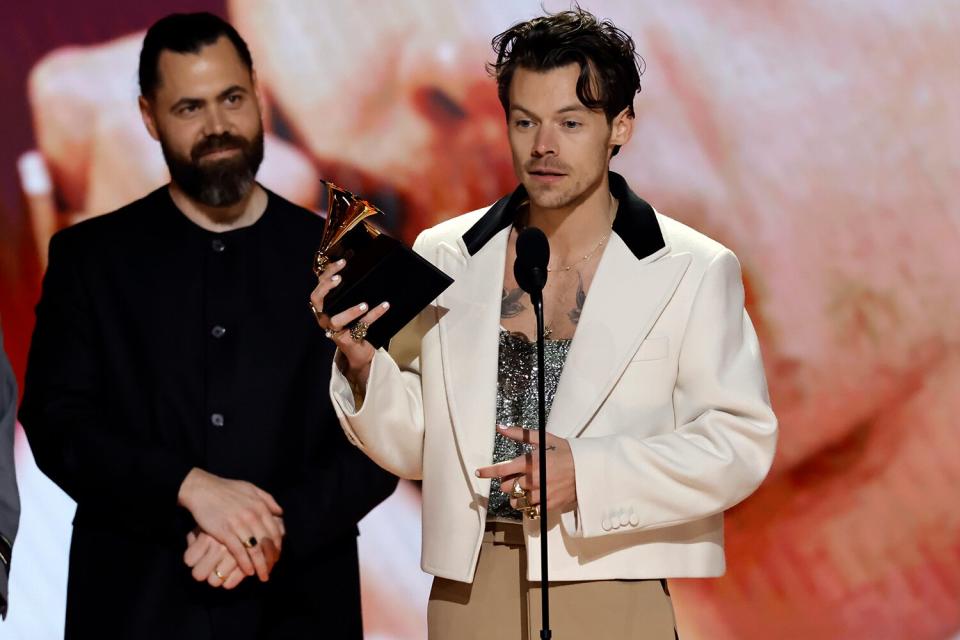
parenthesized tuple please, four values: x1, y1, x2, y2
(412, 205, 492, 251)
(51, 188, 166, 255)
(655, 211, 731, 261)
(653, 210, 743, 287)
(264, 188, 325, 230)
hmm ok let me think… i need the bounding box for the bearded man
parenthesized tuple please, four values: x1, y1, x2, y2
(19, 12, 396, 639)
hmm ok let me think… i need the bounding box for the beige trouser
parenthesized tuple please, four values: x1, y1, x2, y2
(427, 521, 677, 640)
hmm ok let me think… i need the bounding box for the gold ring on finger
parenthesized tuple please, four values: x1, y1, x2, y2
(242, 536, 258, 549)
(525, 504, 541, 520)
(325, 327, 346, 339)
(515, 492, 532, 510)
(215, 569, 227, 581)
(309, 302, 323, 323)
(510, 479, 526, 499)
(350, 321, 369, 343)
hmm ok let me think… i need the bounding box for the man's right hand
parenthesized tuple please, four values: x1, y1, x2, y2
(309, 258, 390, 395)
(177, 468, 284, 581)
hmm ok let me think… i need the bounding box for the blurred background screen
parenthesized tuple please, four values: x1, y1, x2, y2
(0, 1, 958, 638)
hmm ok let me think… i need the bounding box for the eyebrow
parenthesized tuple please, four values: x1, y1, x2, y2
(509, 103, 589, 118)
(169, 85, 248, 113)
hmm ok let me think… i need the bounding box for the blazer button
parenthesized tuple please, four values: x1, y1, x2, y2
(211, 325, 227, 339)
(629, 511, 640, 527)
(601, 517, 612, 531)
(210, 413, 225, 427)
(211, 238, 226, 253)
(619, 510, 630, 527)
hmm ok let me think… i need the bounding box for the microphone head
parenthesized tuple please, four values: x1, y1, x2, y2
(514, 227, 550, 294)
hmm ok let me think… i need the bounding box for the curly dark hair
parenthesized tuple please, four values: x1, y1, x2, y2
(139, 12, 253, 99)
(488, 7, 644, 154)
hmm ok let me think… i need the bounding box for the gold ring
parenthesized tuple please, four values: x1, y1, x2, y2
(242, 536, 257, 549)
(313, 251, 329, 278)
(525, 504, 541, 520)
(510, 479, 526, 499)
(309, 302, 323, 323)
(350, 321, 369, 343)
(515, 492, 532, 510)
(215, 569, 227, 581)
(325, 327, 346, 339)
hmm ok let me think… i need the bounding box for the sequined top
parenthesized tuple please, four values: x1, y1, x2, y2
(488, 329, 572, 520)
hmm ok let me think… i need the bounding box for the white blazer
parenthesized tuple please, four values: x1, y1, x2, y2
(330, 173, 777, 582)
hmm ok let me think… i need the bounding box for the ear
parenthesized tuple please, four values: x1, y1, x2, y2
(252, 69, 267, 117)
(608, 106, 635, 151)
(139, 95, 160, 142)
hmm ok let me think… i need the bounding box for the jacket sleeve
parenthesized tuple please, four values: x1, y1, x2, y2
(563, 249, 778, 538)
(328, 233, 433, 480)
(0, 326, 20, 618)
(18, 232, 195, 542)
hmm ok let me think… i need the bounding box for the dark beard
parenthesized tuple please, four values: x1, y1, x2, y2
(161, 128, 265, 207)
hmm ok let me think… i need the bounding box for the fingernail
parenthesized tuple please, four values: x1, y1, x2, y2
(331, 275, 341, 283)
(497, 424, 508, 431)
(474, 470, 480, 477)
(381, 302, 390, 309)
(359, 302, 368, 312)
(337, 259, 346, 266)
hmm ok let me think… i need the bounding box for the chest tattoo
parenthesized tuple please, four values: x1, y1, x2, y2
(501, 287, 526, 318)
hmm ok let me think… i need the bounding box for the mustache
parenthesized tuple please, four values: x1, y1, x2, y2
(191, 133, 249, 161)
(525, 160, 570, 175)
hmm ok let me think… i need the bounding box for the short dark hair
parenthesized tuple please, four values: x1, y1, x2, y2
(139, 12, 253, 99)
(488, 7, 644, 155)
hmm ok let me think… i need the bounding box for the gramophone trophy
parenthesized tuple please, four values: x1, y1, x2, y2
(313, 181, 453, 348)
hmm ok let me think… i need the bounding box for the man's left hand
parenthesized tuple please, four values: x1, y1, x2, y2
(475, 426, 578, 515)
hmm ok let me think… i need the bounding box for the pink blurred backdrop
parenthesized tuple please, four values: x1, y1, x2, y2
(1, 2, 958, 638)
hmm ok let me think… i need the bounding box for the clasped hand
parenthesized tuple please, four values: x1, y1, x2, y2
(178, 468, 286, 589)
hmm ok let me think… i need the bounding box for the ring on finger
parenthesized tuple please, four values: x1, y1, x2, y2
(214, 568, 227, 581)
(309, 302, 324, 324)
(325, 327, 346, 339)
(514, 492, 532, 510)
(350, 321, 369, 343)
(524, 504, 541, 520)
(510, 479, 527, 499)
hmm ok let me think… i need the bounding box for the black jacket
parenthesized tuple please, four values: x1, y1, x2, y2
(20, 186, 397, 639)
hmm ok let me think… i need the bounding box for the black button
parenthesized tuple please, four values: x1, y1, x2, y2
(211, 239, 226, 253)
(211, 325, 227, 338)
(210, 413, 225, 427)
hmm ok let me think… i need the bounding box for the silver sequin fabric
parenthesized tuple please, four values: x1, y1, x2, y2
(488, 329, 572, 520)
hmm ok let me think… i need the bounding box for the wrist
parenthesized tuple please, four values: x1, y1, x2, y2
(177, 467, 204, 509)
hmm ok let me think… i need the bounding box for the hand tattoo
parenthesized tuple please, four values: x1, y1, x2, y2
(501, 287, 526, 318)
(568, 272, 586, 324)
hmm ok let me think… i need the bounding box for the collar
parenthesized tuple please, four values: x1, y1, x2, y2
(461, 171, 665, 261)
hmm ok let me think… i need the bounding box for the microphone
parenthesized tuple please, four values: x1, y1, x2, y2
(514, 227, 550, 296)
(513, 225, 554, 639)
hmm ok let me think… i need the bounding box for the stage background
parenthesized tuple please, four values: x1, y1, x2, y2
(1, 1, 958, 638)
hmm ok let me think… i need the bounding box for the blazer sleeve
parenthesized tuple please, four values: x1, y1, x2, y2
(329, 233, 432, 480)
(0, 327, 19, 619)
(19, 232, 195, 540)
(563, 248, 778, 539)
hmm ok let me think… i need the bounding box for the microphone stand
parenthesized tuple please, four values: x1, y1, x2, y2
(530, 288, 552, 640)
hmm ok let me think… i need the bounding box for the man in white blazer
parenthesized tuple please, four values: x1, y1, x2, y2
(312, 8, 776, 639)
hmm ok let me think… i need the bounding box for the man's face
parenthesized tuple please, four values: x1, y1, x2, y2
(507, 63, 618, 210)
(142, 35, 264, 207)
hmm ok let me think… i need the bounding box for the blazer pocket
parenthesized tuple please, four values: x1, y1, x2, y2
(631, 335, 669, 361)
